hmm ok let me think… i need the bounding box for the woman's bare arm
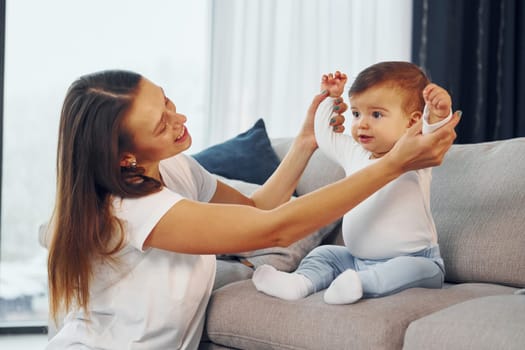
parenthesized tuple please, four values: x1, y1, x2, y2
(144, 153, 401, 254)
(145, 111, 460, 254)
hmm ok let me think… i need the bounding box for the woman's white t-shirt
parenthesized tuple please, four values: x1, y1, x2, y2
(47, 154, 218, 350)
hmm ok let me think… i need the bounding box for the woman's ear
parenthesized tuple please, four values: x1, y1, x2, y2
(407, 111, 422, 128)
(120, 153, 136, 168)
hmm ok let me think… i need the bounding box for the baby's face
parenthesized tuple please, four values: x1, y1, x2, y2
(349, 85, 412, 159)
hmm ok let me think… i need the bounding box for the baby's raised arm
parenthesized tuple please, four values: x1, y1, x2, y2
(314, 71, 354, 165)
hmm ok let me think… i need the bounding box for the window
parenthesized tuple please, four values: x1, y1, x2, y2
(1, 0, 412, 332)
(0, 0, 210, 328)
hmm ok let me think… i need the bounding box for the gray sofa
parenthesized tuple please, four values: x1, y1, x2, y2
(201, 137, 525, 350)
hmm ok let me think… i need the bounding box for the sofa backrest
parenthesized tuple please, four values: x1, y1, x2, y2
(272, 137, 525, 288)
(271, 138, 345, 196)
(431, 138, 525, 287)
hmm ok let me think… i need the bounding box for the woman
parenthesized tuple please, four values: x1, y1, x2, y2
(46, 70, 459, 349)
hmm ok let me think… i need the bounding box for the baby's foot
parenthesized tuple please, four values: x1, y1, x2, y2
(323, 269, 363, 304)
(252, 265, 313, 301)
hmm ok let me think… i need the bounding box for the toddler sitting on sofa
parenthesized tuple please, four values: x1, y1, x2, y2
(253, 62, 453, 304)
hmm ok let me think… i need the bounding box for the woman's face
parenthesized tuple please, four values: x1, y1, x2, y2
(121, 78, 191, 176)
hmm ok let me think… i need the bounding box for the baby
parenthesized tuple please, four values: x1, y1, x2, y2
(253, 61, 453, 304)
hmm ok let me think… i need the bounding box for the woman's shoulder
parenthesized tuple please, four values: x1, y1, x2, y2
(112, 188, 183, 216)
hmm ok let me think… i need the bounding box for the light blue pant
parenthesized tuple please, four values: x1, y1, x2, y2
(296, 245, 445, 298)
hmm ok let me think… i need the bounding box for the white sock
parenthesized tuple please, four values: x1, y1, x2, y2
(252, 264, 313, 301)
(323, 269, 363, 304)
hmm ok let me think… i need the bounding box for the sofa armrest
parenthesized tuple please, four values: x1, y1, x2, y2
(403, 294, 525, 350)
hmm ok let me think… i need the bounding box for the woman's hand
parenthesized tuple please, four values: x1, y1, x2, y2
(297, 91, 348, 152)
(386, 111, 461, 172)
(296, 70, 348, 151)
(330, 99, 346, 133)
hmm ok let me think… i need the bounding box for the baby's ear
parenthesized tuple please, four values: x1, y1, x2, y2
(407, 111, 422, 127)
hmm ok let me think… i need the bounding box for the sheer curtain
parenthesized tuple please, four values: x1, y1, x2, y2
(206, 0, 413, 145)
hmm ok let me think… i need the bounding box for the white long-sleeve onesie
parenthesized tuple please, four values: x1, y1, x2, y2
(314, 98, 451, 260)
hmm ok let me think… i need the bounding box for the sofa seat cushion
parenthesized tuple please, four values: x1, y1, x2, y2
(205, 280, 516, 350)
(404, 295, 525, 350)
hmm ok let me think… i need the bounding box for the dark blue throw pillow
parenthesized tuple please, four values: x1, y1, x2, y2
(192, 118, 281, 185)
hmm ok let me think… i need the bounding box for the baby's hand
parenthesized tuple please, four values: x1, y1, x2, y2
(321, 71, 347, 98)
(422, 83, 452, 122)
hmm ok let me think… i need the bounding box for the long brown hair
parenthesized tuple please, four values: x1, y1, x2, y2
(48, 70, 162, 323)
(349, 61, 430, 114)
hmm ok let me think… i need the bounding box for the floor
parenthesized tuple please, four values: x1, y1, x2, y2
(0, 334, 48, 349)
